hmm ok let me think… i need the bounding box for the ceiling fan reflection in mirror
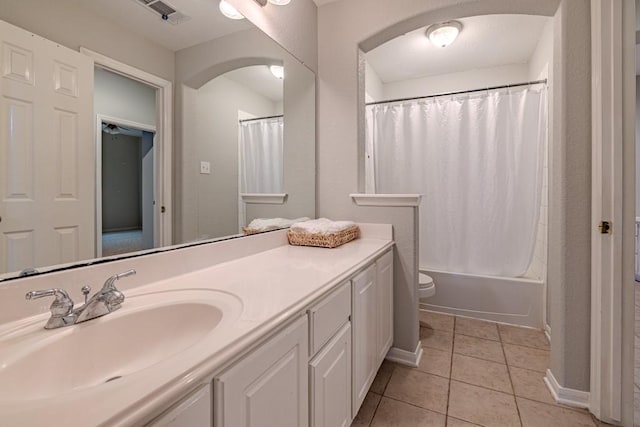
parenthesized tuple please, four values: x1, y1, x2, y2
(101, 123, 144, 137)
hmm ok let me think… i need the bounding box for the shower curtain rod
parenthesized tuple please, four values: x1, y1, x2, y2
(238, 114, 284, 123)
(365, 79, 547, 106)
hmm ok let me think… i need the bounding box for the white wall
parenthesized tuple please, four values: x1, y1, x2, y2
(94, 68, 157, 128)
(183, 75, 280, 241)
(529, 19, 554, 81)
(0, 0, 175, 81)
(524, 18, 553, 332)
(380, 63, 529, 100)
(365, 61, 384, 102)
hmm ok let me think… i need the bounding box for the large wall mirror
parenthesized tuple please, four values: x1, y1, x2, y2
(0, 0, 316, 281)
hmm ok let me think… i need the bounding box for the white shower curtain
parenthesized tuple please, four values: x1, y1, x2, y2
(240, 116, 284, 193)
(366, 87, 547, 277)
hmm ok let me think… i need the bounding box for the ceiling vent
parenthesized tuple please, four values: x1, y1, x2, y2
(134, 0, 191, 25)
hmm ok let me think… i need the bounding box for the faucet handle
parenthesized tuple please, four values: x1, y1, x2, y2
(102, 269, 136, 291)
(81, 286, 91, 305)
(25, 288, 75, 329)
(116, 269, 136, 280)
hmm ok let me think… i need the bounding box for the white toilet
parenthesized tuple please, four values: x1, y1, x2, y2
(418, 272, 436, 300)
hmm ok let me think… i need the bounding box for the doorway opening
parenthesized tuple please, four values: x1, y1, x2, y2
(92, 65, 159, 257)
(99, 120, 156, 256)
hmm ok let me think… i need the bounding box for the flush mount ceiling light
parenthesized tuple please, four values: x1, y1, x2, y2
(219, 0, 244, 19)
(425, 21, 463, 48)
(268, 0, 291, 5)
(270, 65, 284, 79)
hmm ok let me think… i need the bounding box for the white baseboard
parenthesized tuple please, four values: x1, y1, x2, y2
(544, 369, 590, 409)
(385, 341, 423, 367)
(544, 323, 551, 342)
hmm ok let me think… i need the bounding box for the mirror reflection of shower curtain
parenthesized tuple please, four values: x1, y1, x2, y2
(366, 87, 547, 277)
(240, 117, 284, 193)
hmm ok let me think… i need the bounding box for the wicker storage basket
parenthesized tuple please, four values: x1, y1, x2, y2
(287, 225, 359, 248)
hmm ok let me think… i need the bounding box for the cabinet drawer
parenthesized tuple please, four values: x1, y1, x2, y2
(308, 281, 351, 355)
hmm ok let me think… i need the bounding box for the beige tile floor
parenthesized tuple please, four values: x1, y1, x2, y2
(352, 310, 605, 427)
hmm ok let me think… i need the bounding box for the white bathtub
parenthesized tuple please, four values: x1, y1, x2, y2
(419, 268, 544, 328)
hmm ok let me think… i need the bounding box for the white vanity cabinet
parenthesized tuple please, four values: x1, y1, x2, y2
(352, 249, 394, 416)
(376, 250, 394, 363)
(209, 247, 393, 427)
(214, 315, 309, 427)
(308, 282, 352, 427)
(147, 385, 212, 427)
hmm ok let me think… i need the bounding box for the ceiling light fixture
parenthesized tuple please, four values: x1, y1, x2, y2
(425, 21, 462, 48)
(269, 65, 284, 79)
(268, 0, 291, 5)
(219, 0, 244, 19)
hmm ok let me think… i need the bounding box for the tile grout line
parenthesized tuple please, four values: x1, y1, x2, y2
(380, 394, 447, 416)
(407, 361, 527, 400)
(445, 316, 455, 425)
(367, 362, 396, 426)
(498, 324, 524, 427)
(366, 392, 383, 427)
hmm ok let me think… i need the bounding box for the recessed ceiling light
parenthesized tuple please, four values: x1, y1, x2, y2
(270, 65, 284, 79)
(268, 0, 291, 5)
(425, 21, 463, 48)
(219, 0, 244, 19)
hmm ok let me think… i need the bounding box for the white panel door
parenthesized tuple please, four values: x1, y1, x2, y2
(214, 315, 308, 427)
(310, 323, 351, 427)
(351, 264, 377, 417)
(376, 250, 393, 364)
(0, 19, 94, 275)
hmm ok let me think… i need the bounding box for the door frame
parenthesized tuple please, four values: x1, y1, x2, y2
(95, 114, 157, 257)
(81, 47, 173, 251)
(589, 0, 635, 424)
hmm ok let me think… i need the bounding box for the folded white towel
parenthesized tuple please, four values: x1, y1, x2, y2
(290, 218, 356, 234)
(246, 217, 310, 232)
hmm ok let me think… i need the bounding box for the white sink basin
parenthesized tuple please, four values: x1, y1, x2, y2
(0, 289, 242, 401)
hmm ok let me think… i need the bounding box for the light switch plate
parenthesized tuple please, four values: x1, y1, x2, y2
(200, 161, 211, 174)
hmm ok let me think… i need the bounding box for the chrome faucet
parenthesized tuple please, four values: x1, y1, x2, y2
(25, 288, 75, 329)
(25, 269, 136, 329)
(75, 270, 135, 323)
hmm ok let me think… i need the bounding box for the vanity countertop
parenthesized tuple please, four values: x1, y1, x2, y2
(0, 228, 393, 427)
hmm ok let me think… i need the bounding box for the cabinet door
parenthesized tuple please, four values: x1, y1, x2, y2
(310, 323, 351, 427)
(147, 385, 211, 427)
(215, 316, 308, 427)
(351, 264, 377, 417)
(376, 250, 394, 364)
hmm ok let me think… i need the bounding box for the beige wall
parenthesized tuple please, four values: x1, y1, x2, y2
(101, 133, 142, 232)
(227, 0, 318, 72)
(174, 28, 315, 244)
(546, 0, 591, 392)
(182, 75, 280, 241)
(636, 75, 640, 216)
(95, 68, 157, 128)
(316, 0, 558, 365)
(0, 0, 175, 81)
(313, 0, 593, 392)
